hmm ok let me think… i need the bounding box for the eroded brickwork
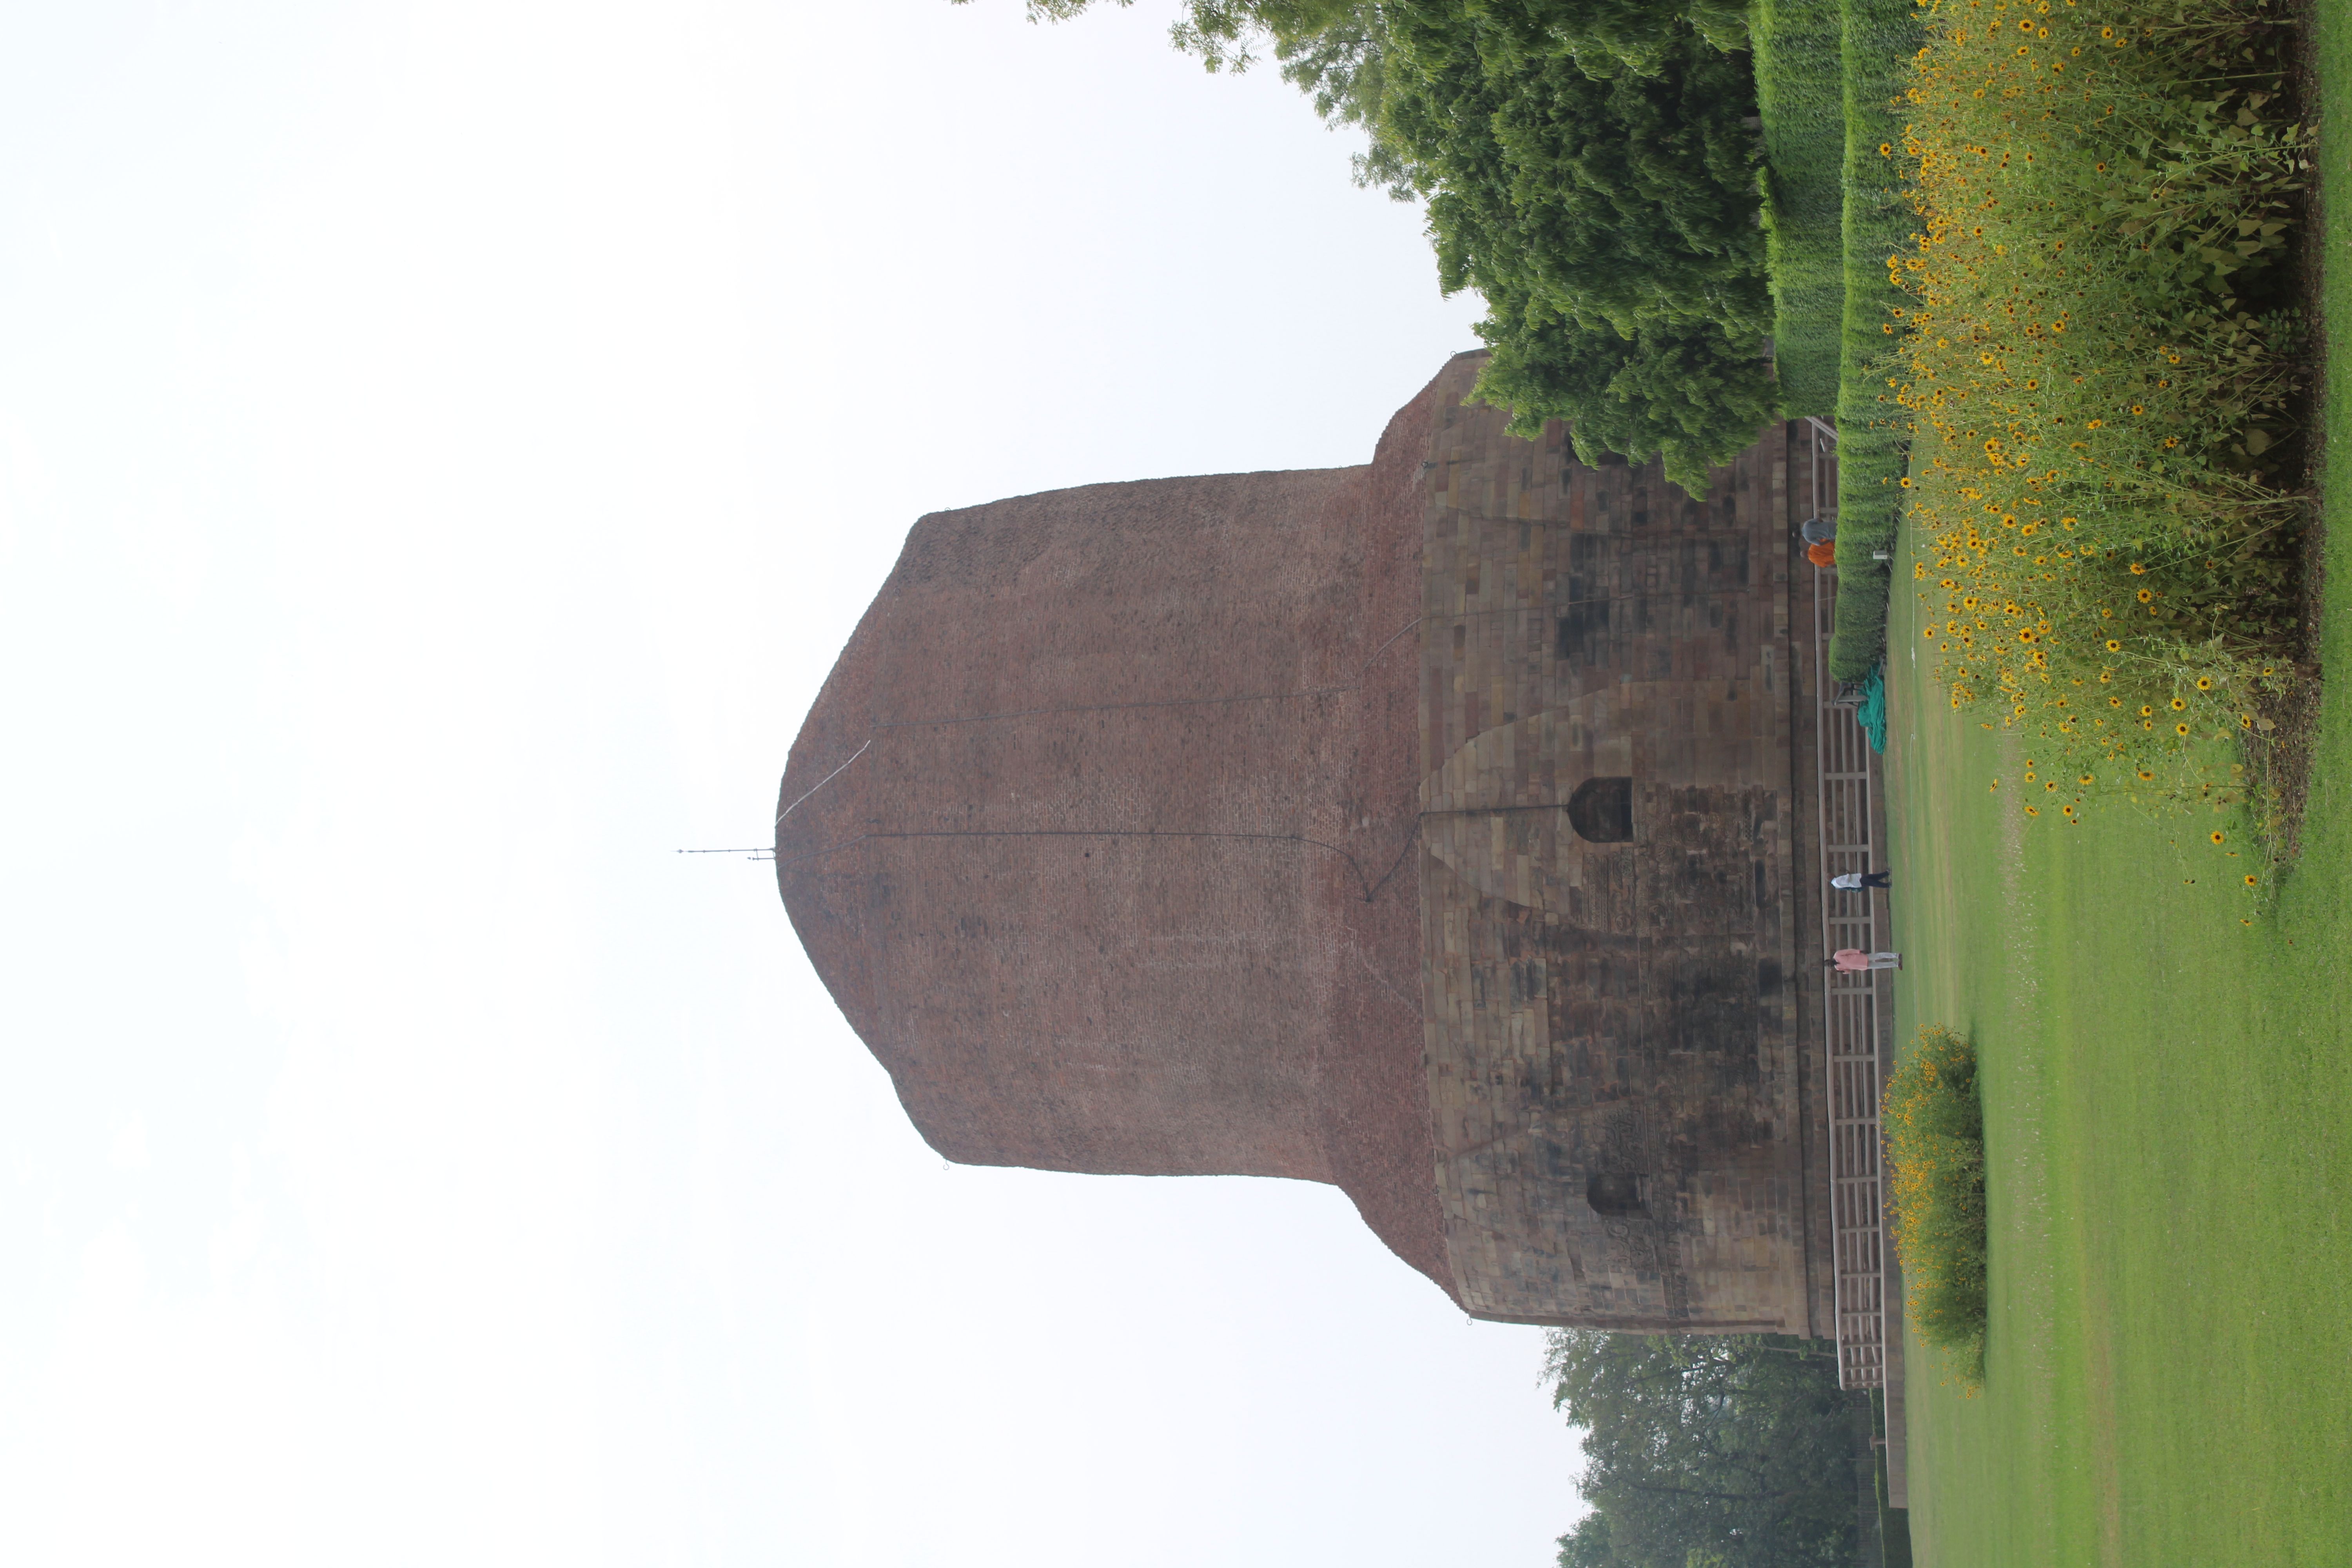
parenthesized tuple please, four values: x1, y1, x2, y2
(779, 352, 1832, 1332)
(776, 372, 1451, 1290)
(1414, 354, 1817, 1332)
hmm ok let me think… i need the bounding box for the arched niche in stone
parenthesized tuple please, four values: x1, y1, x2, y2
(1567, 777, 1633, 843)
(1417, 680, 1782, 922)
(1584, 1172, 1646, 1216)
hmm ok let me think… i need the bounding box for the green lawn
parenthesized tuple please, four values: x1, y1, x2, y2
(1880, 5, 2352, 1557)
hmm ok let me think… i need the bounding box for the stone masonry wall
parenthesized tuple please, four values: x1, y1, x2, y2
(778, 352, 1835, 1327)
(775, 370, 1454, 1292)
(1414, 353, 1818, 1332)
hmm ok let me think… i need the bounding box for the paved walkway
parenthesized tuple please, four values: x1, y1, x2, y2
(1800, 418, 1907, 1504)
(1813, 568, 1891, 1391)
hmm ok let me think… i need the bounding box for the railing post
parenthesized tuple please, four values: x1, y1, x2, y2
(1811, 557, 1889, 1390)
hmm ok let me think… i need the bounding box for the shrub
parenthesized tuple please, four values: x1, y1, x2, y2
(1825, 0, 1929, 681)
(1885, 0, 2309, 809)
(1884, 1025, 1987, 1385)
(1751, 0, 1846, 416)
(1827, 567, 1891, 680)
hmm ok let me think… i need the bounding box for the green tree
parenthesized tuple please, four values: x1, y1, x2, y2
(1469, 291, 1779, 490)
(1556, 1511, 1619, 1568)
(961, 0, 1746, 80)
(960, 0, 1782, 490)
(1368, 11, 1768, 336)
(1545, 1331, 1863, 1568)
(1363, 7, 1777, 489)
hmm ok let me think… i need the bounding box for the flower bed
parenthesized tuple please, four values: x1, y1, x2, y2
(1884, 0, 2310, 817)
(1886, 1024, 1988, 1386)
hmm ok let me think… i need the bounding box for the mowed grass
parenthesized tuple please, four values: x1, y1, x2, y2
(1878, 6, 2352, 1555)
(1885, 691, 2352, 1563)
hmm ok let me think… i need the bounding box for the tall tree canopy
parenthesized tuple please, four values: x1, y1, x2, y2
(1372, 11, 1768, 339)
(1544, 1331, 1867, 1568)
(1357, 6, 1775, 489)
(968, 0, 1781, 491)
(980, 0, 1748, 79)
(1472, 290, 1780, 489)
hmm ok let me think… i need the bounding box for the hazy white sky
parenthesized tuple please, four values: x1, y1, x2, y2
(0, 2, 1583, 1563)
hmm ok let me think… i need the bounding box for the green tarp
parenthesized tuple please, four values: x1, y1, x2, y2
(1855, 663, 1887, 753)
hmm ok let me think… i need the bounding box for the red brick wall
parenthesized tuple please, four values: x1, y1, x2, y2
(1411, 354, 1815, 1334)
(779, 354, 1830, 1330)
(777, 369, 1452, 1293)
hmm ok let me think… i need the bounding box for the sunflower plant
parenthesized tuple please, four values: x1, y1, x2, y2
(1884, 1025, 1989, 1388)
(1882, 0, 2310, 824)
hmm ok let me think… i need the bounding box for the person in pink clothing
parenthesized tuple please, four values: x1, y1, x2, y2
(1829, 949, 1902, 972)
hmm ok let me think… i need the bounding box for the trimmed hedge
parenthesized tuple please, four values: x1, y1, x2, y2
(1751, 0, 1844, 416)
(1825, 0, 1925, 681)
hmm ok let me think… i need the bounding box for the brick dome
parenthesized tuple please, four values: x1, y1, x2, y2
(781, 354, 1840, 1338)
(777, 368, 1453, 1294)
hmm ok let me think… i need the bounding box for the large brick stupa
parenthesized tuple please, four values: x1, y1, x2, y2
(778, 353, 1838, 1335)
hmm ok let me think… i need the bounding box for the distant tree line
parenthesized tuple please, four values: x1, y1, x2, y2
(969, 0, 1781, 492)
(1544, 1330, 1870, 1568)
